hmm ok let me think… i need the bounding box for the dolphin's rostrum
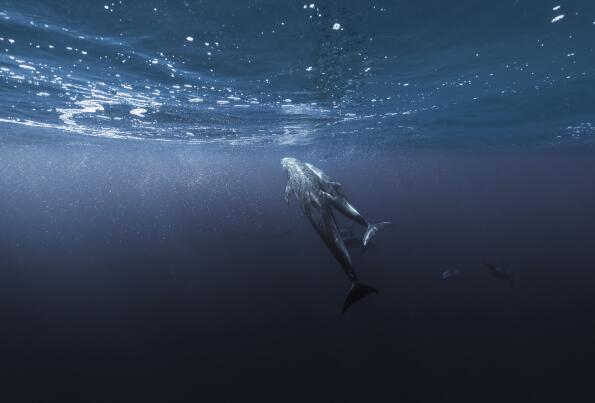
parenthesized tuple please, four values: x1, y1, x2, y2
(281, 157, 391, 312)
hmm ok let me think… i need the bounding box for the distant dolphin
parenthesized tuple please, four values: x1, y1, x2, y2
(483, 262, 514, 286)
(441, 269, 462, 280)
(281, 157, 391, 312)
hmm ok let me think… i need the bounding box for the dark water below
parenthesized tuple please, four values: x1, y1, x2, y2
(1, 135, 595, 402)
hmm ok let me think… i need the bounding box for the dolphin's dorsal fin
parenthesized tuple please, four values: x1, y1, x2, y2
(329, 181, 342, 191)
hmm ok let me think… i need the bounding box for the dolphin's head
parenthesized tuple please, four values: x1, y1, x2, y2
(281, 157, 299, 174)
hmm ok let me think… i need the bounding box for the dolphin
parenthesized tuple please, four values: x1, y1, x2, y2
(483, 262, 514, 286)
(441, 269, 462, 280)
(281, 157, 391, 312)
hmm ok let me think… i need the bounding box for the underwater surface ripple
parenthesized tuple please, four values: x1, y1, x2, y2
(0, 0, 594, 145)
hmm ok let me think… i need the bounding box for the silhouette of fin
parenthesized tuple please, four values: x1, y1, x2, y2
(284, 184, 292, 205)
(343, 282, 378, 313)
(363, 222, 392, 246)
(330, 181, 342, 191)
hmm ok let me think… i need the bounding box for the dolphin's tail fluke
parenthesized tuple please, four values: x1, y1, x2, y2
(343, 282, 378, 313)
(363, 222, 392, 247)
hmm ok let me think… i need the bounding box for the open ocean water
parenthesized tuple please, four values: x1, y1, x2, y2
(1, 1, 595, 402)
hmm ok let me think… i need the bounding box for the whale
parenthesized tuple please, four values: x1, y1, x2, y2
(281, 157, 391, 312)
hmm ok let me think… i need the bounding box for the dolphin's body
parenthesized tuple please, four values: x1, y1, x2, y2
(281, 157, 390, 312)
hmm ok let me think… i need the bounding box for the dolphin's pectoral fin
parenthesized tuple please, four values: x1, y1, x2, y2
(343, 282, 378, 313)
(284, 184, 292, 205)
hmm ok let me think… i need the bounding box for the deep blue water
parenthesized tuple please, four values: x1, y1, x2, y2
(1, 1, 595, 402)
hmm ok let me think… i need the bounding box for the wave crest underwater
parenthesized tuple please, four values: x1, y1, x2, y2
(1, 0, 594, 145)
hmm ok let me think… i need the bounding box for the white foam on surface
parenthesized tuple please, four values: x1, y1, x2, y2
(130, 108, 147, 117)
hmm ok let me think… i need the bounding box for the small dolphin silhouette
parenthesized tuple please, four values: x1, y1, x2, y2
(483, 262, 514, 286)
(281, 157, 391, 312)
(441, 269, 462, 280)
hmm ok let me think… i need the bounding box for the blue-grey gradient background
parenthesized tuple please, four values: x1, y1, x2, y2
(1, 0, 595, 402)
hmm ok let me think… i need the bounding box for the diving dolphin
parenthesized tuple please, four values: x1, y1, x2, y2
(441, 269, 462, 280)
(483, 262, 514, 286)
(281, 157, 391, 312)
